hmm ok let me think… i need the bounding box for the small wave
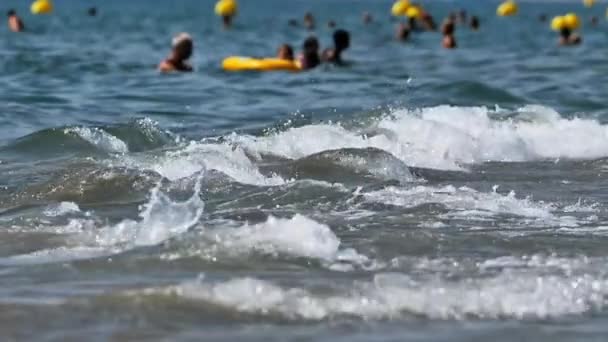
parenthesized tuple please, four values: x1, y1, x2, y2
(43, 201, 81, 217)
(229, 105, 608, 171)
(363, 185, 556, 220)
(137, 269, 608, 320)
(191, 215, 370, 271)
(65, 127, 128, 154)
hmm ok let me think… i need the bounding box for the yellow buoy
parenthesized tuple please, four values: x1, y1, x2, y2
(405, 6, 422, 19)
(391, 0, 410, 17)
(583, 0, 595, 8)
(551, 16, 566, 31)
(497, 1, 518, 17)
(215, 0, 237, 17)
(563, 13, 581, 30)
(31, 0, 53, 15)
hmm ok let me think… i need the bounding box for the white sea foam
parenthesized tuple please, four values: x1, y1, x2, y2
(363, 185, 555, 219)
(65, 127, 128, 153)
(91, 177, 204, 247)
(123, 141, 285, 186)
(230, 105, 608, 170)
(151, 270, 608, 320)
(43, 202, 81, 217)
(206, 215, 368, 268)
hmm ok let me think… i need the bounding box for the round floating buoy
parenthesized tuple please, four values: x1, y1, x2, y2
(583, 0, 595, 8)
(563, 13, 581, 30)
(497, 1, 518, 17)
(391, 0, 410, 17)
(551, 16, 566, 31)
(215, 0, 237, 17)
(406, 6, 422, 19)
(31, 0, 53, 15)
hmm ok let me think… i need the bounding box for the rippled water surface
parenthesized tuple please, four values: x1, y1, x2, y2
(2, 0, 608, 340)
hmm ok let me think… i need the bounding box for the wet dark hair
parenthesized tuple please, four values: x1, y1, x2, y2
(7, 9, 16, 17)
(470, 16, 480, 30)
(303, 36, 319, 52)
(278, 44, 294, 60)
(442, 20, 455, 36)
(302, 36, 320, 68)
(560, 28, 572, 39)
(333, 29, 350, 51)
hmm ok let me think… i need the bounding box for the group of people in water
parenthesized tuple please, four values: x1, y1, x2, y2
(6, 5, 592, 73)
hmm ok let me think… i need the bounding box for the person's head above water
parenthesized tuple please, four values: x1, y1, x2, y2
(441, 19, 455, 36)
(470, 16, 480, 30)
(362, 12, 372, 25)
(277, 44, 294, 61)
(7, 9, 17, 17)
(7, 9, 24, 32)
(559, 27, 581, 46)
(88, 7, 97, 17)
(300, 36, 320, 69)
(172, 33, 193, 60)
(304, 12, 315, 30)
(158, 33, 194, 72)
(333, 29, 350, 52)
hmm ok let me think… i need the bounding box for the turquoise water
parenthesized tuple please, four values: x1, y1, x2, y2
(2, 0, 608, 340)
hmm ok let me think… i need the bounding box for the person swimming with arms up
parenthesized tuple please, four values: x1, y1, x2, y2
(321, 29, 350, 65)
(298, 36, 321, 70)
(158, 33, 194, 73)
(277, 44, 294, 61)
(7, 9, 24, 32)
(558, 28, 581, 46)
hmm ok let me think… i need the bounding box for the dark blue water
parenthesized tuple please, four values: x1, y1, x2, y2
(2, 0, 608, 340)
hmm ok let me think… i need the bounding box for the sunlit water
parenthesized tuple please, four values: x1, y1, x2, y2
(2, 0, 608, 340)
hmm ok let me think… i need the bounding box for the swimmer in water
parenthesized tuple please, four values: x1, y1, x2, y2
(298, 36, 320, 70)
(458, 10, 468, 24)
(304, 12, 315, 30)
(277, 44, 294, 61)
(441, 19, 457, 49)
(539, 14, 548, 22)
(7, 9, 24, 33)
(362, 12, 373, 25)
(158, 33, 194, 73)
(396, 23, 410, 41)
(470, 16, 480, 31)
(590, 16, 599, 27)
(88, 7, 97, 17)
(558, 28, 581, 46)
(420, 11, 437, 31)
(321, 29, 350, 65)
(327, 20, 336, 29)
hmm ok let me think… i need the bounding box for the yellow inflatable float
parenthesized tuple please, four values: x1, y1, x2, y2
(551, 13, 581, 31)
(497, 1, 518, 16)
(215, 0, 237, 17)
(583, 0, 595, 8)
(406, 6, 422, 19)
(391, 0, 410, 17)
(222, 57, 301, 72)
(31, 0, 53, 15)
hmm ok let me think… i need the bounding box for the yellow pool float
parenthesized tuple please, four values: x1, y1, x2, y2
(551, 16, 566, 31)
(563, 13, 581, 30)
(497, 1, 518, 16)
(31, 0, 53, 15)
(406, 6, 422, 19)
(222, 57, 301, 72)
(391, 0, 410, 17)
(215, 0, 237, 17)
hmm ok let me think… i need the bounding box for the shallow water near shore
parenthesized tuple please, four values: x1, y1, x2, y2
(2, 0, 608, 340)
